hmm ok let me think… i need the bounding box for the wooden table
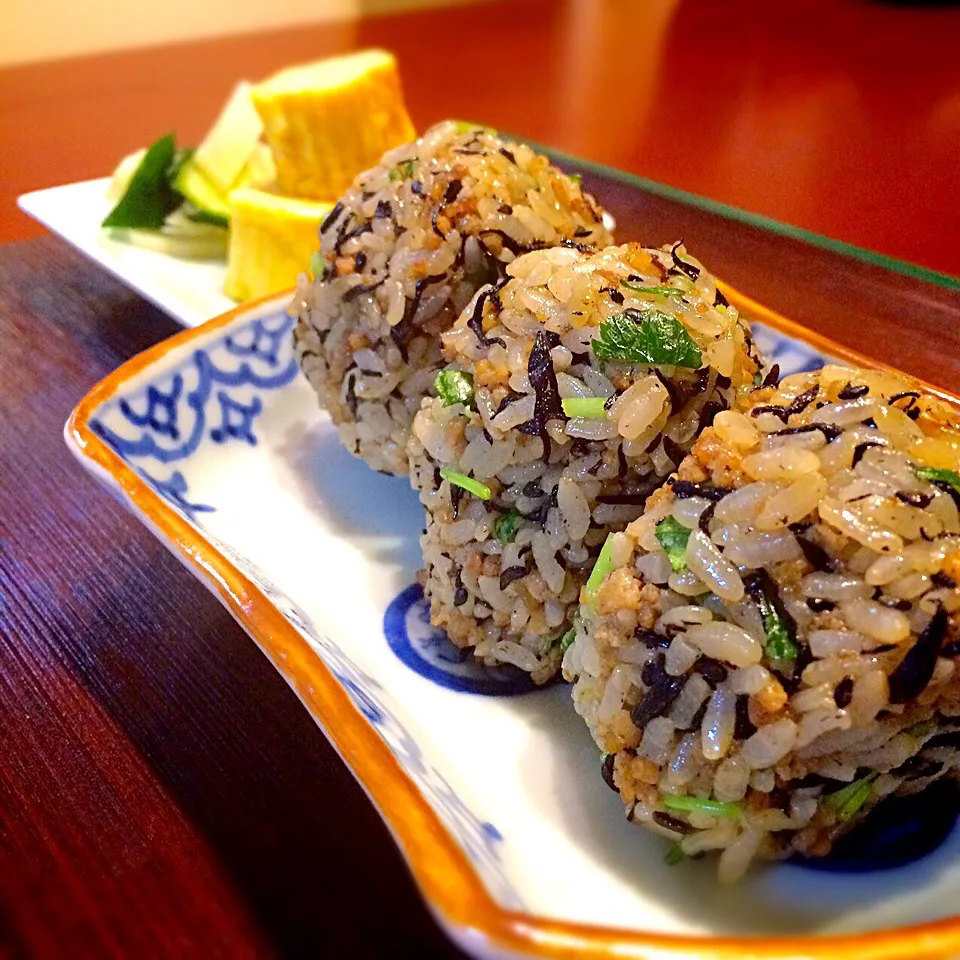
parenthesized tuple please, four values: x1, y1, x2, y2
(4, 3, 960, 958)
(2, 0, 960, 277)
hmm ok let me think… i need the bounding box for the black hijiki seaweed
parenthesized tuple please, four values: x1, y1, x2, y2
(466, 280, 509, 349)
(888, 604, 947, 703)
(773, 422, 843, 442)
(630, 655, 685, 728)
(518, 330, 563, 461)
(667, 479, 729, 501)
(750, 385, 820, 423)
(668, 240, 701, 282)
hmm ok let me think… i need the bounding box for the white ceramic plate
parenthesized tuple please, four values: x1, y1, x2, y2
(65, 289, 960, 960)
(18, 179, 234, 327)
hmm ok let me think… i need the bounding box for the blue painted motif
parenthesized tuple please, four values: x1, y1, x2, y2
(139, 469, 215, 521)
(195, 534, 522, 908)
(384, 585, 537, 695)
(752, 322, 831, 377)
(91, 310, 299, 517)
(209, 392, 263, 445)
(119, 376, 183, 440)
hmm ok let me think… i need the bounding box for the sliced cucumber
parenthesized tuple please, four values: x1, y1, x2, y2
(173, 160, 230, 228)
(106, 226, 228, 260)
(106, 148, 147, 203)
(102, 133, 181, 229)
(164, 207, 229, 236)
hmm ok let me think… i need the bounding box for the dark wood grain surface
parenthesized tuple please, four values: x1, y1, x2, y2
(3, 0, 960, 276)
(3, 154, 960, 958)
(0, 238, 464, 959)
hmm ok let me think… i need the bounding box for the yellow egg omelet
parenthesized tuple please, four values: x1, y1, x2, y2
(251, 49, 415, 201)
(224, 187, 331, 302)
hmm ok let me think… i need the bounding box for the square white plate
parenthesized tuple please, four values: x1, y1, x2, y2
(19, 179, 235, 327)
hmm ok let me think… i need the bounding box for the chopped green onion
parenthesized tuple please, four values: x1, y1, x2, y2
(440, 467, 491, 500)
(309, 252, 325, 278)
(561, 397, 607, 419)
(585, 533, 616, 606)
(494, 509, 522, 544)
(454, 120, 493, 135)
(568, 173, 582, 185)
(389, 159, 416, 181)
(620, 281, 685, 299)
(664, 842, 686, 865)
(764, 618, 798, 661)
(752, 369, 764, 388)
(823, 773, 879, 822)
(662, 795, 742, 819)
(434, 369, 474, 407)
(748, 574, 799, 662)
(916, 465, 960, 496)
(592, 308, 702, 368)
(906, 720, 934, 738)
(654, 516, 691, 572)
(559, 627, 577, 653)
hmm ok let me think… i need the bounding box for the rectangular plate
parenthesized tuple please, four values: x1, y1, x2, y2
(18, 179, 234, 327)
(65, 286, 960, 960)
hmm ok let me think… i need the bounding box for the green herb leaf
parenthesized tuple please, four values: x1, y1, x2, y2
(102, 133, 182, 229)
(585, 533, 616, 606)
(662, 795, 742, 819)
(568, 173, 582, 185)
(906, 720, 934, 738)
(561, 397, 607, 419)
(591, 308, 702, 368)
(823, 773, 879, 821)
(494, 509, 522, 544)
(655, 516, 691, 572)
(664, 842, 686, 865)
(559, 627, 577, 653)
(309, 252, 325, 278)
(620, 281, 685, 300)
(916, 465, 960, 496)
(440, 467, 491, 500)
(753, 369, 764, 388)
(434, 369, 474, 407)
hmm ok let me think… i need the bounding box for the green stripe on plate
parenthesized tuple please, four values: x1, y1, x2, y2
(512, 135, 960, 292)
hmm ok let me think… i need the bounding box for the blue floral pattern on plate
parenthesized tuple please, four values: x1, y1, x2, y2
(384, 585, 537, 695)
(88, 306, 520, 907)
(91, 314, 299, 468)
(198, 528, 520, 908)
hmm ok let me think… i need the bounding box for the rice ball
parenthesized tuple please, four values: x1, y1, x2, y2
(293, 120, 613, 475)
(409, 241, 761, 682)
